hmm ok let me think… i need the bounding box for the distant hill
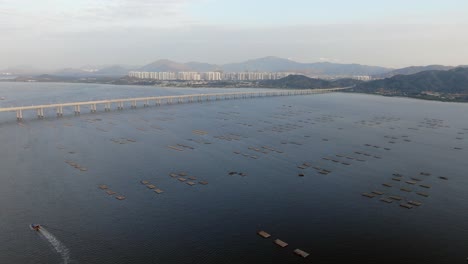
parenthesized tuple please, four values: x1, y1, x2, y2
(7, 57, 468, 82)
(355, 67, 468, 95)
(136, 56, 392, 77)
(376, 65, 455, 78)
(184, 62, 220, 72)
(329, 78, 365, 88)
(54, 68, 89, 76)
(16, 74, 76, 82)
(261, 75, 331, 89)
(138, 59, 192, 72)
(54, 64, 136, 77)
(222, 56, 391, 76)
(1, 65, 44, 75)
(261, 67, 468, 95)
(260, 75, 363, 89)
(95, 65, 130, 76)
(223, 56, 304, 72)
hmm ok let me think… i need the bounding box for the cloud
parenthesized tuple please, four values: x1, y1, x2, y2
(0, 0, 202, 34)
(4, 23, 463, 69)
(319, 58, 342, 63)
(1, 1, 467, 69)
(78, 0, 197, 24)
(90, 0, 192, 17)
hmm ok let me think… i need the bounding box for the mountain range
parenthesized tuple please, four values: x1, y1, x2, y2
(136, 56, 391, 76)
(263, 67, 468, 101)
(53, 65, 135, 77)
(1, 57, 392, 77)
(3, 57, 467, 80)
(260, 75, 362, 89)
(354, 67, 468, 95)
(375, 65, 456, 78)
(5, 61, 468, 102)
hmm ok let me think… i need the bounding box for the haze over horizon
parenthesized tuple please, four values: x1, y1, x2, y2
(1, 0, 467, 70)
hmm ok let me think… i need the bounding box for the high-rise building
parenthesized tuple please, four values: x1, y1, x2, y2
(128, 71, 300, 81)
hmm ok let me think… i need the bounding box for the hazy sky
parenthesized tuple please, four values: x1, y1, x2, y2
(1, 0, 468, 69)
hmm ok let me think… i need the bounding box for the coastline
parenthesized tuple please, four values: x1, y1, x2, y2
(2, 78, 467, 104)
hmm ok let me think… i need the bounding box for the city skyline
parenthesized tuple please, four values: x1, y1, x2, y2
(1, 0, 467, 69)
(128, 71, 302, 81)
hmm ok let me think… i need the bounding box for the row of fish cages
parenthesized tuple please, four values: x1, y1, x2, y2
(252, 145, 284, 153)
(295, 148, 387, 177)
(236, 122, 254, 128)
(363, 144, 392, 151)
(355, 116, 401, 127)
(383, 134, 412, 143)
(192, 130, 209, 136)
(168, 172, 209, 186)
(257, 230, 310, 259)
(233, 145, 285, 159)
(233, 151, 259, 160)
(65, 160, 88, 172)
(140, 180, 164, 194)
(418, 118, 449, 129)
(167, 143, 195, 152)
(213, 134, 243, 141)
(258, 123, 306, 133)
(187, 138, 213, 145)
(98, 184, 126, 200)
(362, 190, 423, 209)
(228, 171, 248, 177)
(296, 162, 332, 176)
(320, 156, 352, 166)
(280, 141, 303, 146)
(361, 171, 449, 209)
(110, 138, 137, 145)
(352, 151, 383, 160)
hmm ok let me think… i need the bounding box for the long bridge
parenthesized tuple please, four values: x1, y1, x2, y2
(0, 88, 348, 121)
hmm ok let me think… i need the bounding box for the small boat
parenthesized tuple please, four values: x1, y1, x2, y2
(30, 224, 41, 231)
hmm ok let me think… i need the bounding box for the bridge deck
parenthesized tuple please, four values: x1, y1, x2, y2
(0, 88, 349, 118)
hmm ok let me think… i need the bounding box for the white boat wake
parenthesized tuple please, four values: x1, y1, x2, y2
(38, 227, 71, 264)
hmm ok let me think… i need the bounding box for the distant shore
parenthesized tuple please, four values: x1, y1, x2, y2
(2, 75, 467, 103)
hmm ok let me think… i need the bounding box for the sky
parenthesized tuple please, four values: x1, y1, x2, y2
(1, 0, 468, 70)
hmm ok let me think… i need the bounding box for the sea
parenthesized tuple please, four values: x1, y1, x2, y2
(0, 82, 467, 264)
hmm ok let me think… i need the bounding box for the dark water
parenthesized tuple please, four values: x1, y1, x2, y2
(0, 82, 467, 264)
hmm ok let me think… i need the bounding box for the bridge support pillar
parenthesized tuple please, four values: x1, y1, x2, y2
(16, 110, 23, 121)
(37, 108, 44, 119)
(74, 105, 80, 115)
(131, 100, 137, 109)
(56, 106, 63, 117)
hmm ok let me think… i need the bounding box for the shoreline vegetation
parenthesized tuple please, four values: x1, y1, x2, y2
(2, 68, 468, 103)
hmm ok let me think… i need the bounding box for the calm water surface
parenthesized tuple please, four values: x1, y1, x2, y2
(0, 82, 467, 264)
